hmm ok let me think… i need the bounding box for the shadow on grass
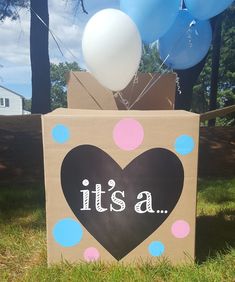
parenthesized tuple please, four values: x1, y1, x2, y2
(196, 178, 235, 262)
(196, 212, 235, 263)
(0, 182, 44, 204)
(1, 181, 234, 264)
(0, 182, 45, 227)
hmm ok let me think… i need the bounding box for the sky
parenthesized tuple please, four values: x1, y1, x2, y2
(0, 0, 119, 99)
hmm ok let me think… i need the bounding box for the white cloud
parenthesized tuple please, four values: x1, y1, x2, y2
(49, 20, 83, 64)
(48, 0, 119, 66)
(0, 10, 30, 66)
(0, 0, 119, 97)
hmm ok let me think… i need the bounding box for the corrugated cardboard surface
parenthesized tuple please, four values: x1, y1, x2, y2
(67, 72, 176, 110)
(42, 109, 199, 265)
(67, 72, 117, 110)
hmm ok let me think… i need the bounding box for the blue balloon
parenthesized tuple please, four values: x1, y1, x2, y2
(158, 10, 212, 70)
(185, 0, 234, 20)
(120, 0, 181, 44)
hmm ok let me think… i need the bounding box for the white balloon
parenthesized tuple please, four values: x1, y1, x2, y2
(82, 9, 142, 92)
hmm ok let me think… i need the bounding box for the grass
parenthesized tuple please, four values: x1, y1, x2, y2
(0, 179, 234, 281)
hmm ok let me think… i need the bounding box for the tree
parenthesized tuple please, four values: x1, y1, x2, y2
(138, 44, 210, 111)
(0, 0, 28, 21)
(23, 98, 32, 111)
(30, 0, 87, 113)
(30, 0, 86, 113)
(2, 1, 233, 117)
(138, 4, 234, 125)
(22, 61, 82, 110)
(192, 3, 235, 125)
(50, 62, 81, 110)
(30, 0, 51, 114)
(139, 44, 168, 73)
(1, 0, 87, 114)
(0, 0, 50, 114)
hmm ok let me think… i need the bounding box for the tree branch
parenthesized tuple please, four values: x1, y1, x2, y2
(0, 0, 11, 21)
(80, 0, 88, 14)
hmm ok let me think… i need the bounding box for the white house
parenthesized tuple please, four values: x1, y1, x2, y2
(0, 85, 29, 115)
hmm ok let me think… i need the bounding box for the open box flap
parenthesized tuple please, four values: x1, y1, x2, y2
(67, 71, 176, 111)
(115, 73, 176, 110)
(66, 71, 118, 110)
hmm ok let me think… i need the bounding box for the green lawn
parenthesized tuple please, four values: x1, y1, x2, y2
(0, 179, 234, 282)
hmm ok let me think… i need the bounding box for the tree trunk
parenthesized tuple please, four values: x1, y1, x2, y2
(30, 0, 51, 114)
(174, 16, 219, 111)
(173, 0, 206, 111)
(208, 14, 223, 127)
(175, 58, 208, 111)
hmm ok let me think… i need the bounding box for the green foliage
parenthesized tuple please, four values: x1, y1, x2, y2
(1, 62, 82, 112)
(23, 98, 32, 112)
(0, 0, 29, 21)
(192, 4, 235, 125)
(50, 62, 82, 110)
(23, 253, 235, 282)
(139, 44, 172, 74)
(139, 6, 234, 125)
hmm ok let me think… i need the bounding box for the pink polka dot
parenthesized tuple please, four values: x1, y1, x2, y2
(83, 247, 100, 262)
(171, 220, 190, 239)
(113, 118, 144, 151)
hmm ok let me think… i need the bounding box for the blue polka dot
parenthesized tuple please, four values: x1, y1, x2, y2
(53, 218, 83, 247)
(148, 241, 165, 257)
(52, 124, 70, 144)
(174, 135, 195, 155)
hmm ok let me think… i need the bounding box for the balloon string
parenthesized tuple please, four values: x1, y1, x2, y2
(127, 54, 170, 110)
(131, 56, 169, 102)
(128, 68, 169, 110)
(128, 71, 139, 105)
(30, 5, 185, 110)
(30, 7, 79, 62)
(135, 44, 164, 93)
(29, 7, 107, 110)
(114, 92, 129, 109)
(72, 72, 103, 109)
(128, 19, 197, 109)
(176, 74, 182, 95)
(114, 45, 144, 108)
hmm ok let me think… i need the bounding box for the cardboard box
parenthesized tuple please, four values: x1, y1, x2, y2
(42, 109, 199, 265)
(67, 72, 176, 110)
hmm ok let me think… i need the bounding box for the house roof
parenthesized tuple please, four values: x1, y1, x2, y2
(0, 85, 24, 99)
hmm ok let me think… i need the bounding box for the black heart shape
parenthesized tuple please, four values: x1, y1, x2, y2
(61, 145, 184, 260)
